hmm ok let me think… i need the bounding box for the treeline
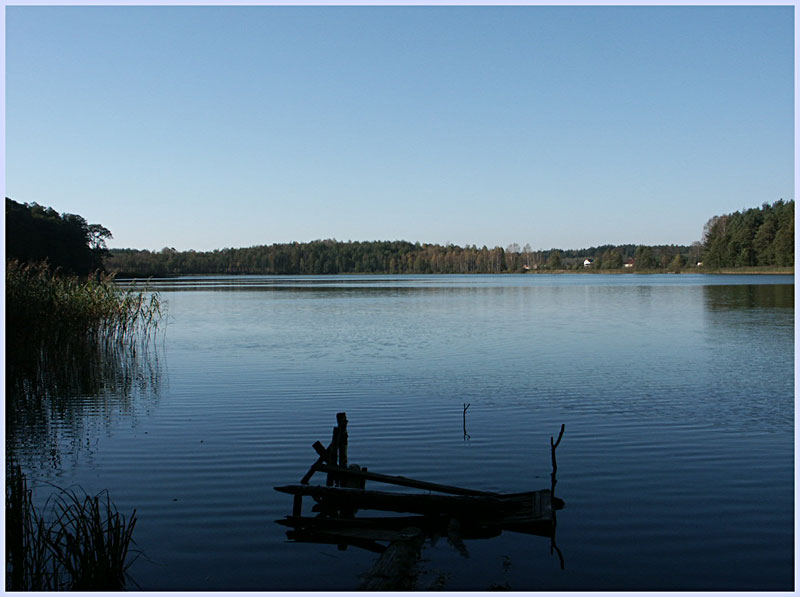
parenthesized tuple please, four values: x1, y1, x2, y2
(5, 198, 112, 276)
(702, 200, 794, 268)
(104, 240, 697, 277)
(7, 196, 792, 278)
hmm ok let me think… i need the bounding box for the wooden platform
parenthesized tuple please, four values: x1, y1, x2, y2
(274, 411, 567, 578)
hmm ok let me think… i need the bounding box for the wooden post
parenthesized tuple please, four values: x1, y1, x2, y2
(327, 426, 340, 487)
(336, 412, 348, 470)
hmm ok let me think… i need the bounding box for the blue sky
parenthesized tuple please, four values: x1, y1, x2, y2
(5, 5, 795, 251)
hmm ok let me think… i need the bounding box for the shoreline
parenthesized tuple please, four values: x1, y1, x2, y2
(112, 267, 794, 279)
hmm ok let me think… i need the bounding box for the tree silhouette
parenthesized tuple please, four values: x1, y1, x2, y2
(6, 198, 112, 276)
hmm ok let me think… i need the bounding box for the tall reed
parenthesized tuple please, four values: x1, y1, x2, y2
(6, 459, 54, 590)
(6, 260, 161, 345)
(6, 260, 163, 394)
(6, 459, 138, 590)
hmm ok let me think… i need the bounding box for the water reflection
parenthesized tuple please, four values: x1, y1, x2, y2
(7, 336, 164, 471)
(139, 273, 795, 292)
(703, 283, 794, 311)
(11, 274, 792, 590)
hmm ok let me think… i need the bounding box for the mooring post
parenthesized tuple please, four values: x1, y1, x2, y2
(326, 426, 340, 487)
(336, 412, 348, 470)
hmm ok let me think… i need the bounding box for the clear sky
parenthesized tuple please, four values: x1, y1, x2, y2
(5, 5, 795, 252)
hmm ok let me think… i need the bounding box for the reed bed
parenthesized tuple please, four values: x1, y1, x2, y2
(6, 264, 154, 589)
(6, 458, 138, 590)
(6, 260, 161, 346)
(6, 260, 163, 394)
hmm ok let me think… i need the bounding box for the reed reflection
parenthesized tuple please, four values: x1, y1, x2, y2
(7, 336, 164, 470)
(6, 262, 164, 469)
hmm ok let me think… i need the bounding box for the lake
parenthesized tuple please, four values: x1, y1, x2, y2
(8, 273, 794, 591)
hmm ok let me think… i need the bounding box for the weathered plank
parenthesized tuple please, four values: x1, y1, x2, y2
(299, 440, 334, 485)
(314, 463, 498, 496)
(274, 485, 546, 519)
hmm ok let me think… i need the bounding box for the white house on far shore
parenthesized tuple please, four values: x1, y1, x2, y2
(583, 259, 593, 268)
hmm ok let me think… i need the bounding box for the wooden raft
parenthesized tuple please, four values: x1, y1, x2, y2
(274, 412, 565, 548)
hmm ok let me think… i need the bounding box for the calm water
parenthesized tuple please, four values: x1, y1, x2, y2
(8, 274, 794, 591)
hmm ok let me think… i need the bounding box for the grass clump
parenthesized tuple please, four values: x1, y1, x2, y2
(6, 458, 138, 590)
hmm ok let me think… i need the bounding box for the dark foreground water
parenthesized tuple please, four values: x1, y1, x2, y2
(8, 274, 794, 591)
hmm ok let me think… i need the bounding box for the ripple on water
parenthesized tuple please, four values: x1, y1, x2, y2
(9, 275, 793, 591)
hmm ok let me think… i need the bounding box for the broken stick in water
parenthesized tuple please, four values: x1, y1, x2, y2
(550, 423, 565, 503)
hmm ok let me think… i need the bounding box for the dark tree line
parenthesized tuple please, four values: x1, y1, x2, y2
(701, 200, 794, 268)
(5, 198, 112, 276)
(103, 240, 698, 277)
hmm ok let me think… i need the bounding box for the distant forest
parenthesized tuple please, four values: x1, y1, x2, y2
(104, 241, 697, 276)
(701, 200, 794, 268)
(5, 197, 794, 277)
